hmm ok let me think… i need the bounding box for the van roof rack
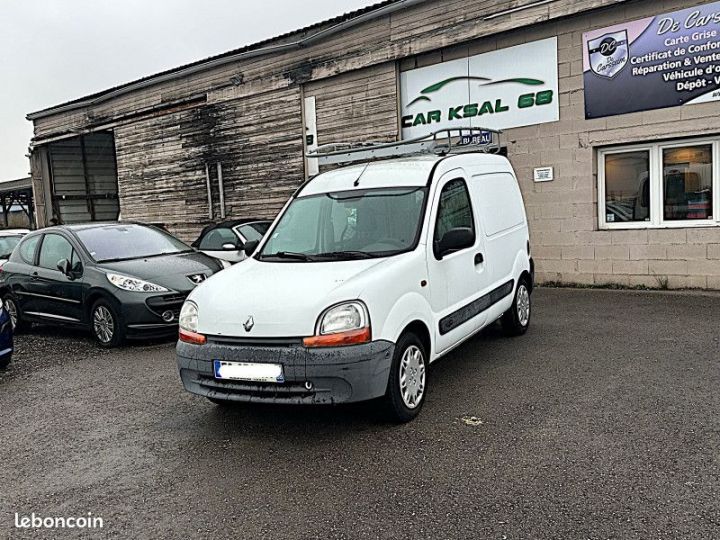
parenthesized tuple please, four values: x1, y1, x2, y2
(306, 127, 502, 166)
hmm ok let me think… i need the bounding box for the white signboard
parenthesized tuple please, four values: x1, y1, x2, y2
(400, 38, 559, 139)
(533, 166, 554, 182)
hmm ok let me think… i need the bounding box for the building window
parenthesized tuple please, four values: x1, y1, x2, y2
(599, 138, 719, 229)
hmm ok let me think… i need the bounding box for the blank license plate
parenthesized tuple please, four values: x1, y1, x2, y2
(213, 360, 284, 383)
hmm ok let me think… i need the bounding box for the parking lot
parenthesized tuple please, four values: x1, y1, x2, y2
(0, 287, 719, 539)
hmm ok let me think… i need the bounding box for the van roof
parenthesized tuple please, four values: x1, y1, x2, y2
(299, 153, 511, 196)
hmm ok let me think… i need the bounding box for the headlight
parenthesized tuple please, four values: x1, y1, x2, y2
(318, 301, 369, 335)
(179, 301, 198, 333)
(106, 273, 168, 293)
(304, 301, 371, 347)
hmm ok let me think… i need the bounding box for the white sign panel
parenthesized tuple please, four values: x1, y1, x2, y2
(533, 166, 554, 182)
(400, 38, 559, 139)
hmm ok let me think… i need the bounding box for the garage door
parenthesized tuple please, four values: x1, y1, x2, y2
(48, 132, 119, 223)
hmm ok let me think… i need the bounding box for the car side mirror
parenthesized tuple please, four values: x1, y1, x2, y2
(56, 258, 72, 277)
(243, 240, 259, 256)
(436, 227, 475, 259)
(222, 242, 240, 251)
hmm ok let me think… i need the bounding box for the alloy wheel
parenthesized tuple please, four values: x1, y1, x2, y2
(93, 306, 115, 344)
(399, 345, 426, 409)
(517, 284, 530, 327)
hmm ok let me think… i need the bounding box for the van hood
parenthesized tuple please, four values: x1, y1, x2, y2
(190, 257, 388, 337)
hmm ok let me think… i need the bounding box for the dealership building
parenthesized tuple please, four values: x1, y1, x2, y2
(26, 0, 720, 288)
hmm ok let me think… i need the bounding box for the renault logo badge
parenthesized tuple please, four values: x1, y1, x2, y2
(243, 316, 254, 332)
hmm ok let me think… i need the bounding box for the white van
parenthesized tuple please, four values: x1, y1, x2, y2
(177, 129, 534, 422)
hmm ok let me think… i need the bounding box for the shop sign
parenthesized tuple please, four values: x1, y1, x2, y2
(583, 2, 720, 119)
(400, 38, 559, 139)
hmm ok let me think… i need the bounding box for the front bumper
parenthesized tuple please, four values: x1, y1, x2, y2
(116, 292, 190, 337)
(177, 338, 395, 404)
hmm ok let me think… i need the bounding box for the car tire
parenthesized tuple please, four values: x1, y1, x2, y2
(0, 353, 10, 370)
(383, 332, 427, 423)
(90, 299, 125, 348)
(3, 294, 27, 332)
(501, 277, 532, 337)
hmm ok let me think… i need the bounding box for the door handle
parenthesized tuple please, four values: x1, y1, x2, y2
(31, 271, 39, 281)
(474, 253, 484, 265)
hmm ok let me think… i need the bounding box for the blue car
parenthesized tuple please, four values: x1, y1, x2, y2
(0, 304, 13, 369)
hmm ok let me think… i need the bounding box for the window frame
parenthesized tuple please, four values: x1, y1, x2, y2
(17, 234, 42, 265)
(598, 137, 720, 230)
(432, 177, 477, 259)
(37, 233, 79, 272)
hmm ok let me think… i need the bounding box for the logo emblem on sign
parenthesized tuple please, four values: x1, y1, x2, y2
(243, 316, 254, 332)
(588, 30, 629, 79)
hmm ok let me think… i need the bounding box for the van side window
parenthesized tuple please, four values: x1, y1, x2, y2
(434, 179, 475, 242)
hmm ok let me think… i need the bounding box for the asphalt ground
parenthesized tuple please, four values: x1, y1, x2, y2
(0, 288, 719, 539)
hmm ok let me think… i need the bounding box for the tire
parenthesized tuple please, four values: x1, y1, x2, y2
(90, 299, 125, 348)
(383, 332, 428, 423)
(0, 354, 10, 370)
(501, 277, 532, 336)
(3, 294, 28, 332)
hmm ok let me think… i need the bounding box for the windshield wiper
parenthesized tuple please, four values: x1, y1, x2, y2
(314, 250, 376, 260)
(261, 251, 315, 261)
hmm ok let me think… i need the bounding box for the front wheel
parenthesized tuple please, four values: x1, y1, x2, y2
(383, 332, 428, 423)
(501, 278, 532, 336)
(90, 299, 125, 348)
(3, 295, 28, 332)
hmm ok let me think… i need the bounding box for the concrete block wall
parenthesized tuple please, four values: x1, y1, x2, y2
(495, 0, 720, 290)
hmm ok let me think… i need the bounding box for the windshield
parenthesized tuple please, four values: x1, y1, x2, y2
(0, 235, 23, 258)
(76, 224, 192, 262)
(236, 222, 269, 243)
(259, 187, 427, 262)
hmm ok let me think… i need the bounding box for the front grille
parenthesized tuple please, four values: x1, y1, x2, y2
(206, 335, 303, 347)
(146, 293, 187, 319)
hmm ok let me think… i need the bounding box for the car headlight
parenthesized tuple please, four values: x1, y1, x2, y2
(179, 301, 199, 333)
(318, 301, 368, 334)
(106, 273, 168, 293)
(304, 301, 370, 348)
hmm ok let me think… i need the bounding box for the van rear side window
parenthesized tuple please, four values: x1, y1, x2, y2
(474, 173, 525, 236)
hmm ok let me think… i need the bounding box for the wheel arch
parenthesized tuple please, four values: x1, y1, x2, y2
(85, 288, 121, 322)
(400, 319, 432, 360)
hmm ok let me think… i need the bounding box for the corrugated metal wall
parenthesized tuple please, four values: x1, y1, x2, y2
(304, 63, 399, 151)
(114, 87, 305, 241)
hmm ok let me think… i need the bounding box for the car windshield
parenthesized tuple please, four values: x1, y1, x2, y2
(75, 224, 193, 262)
(236, 222, 269, 243)
(259, 187, 427, 262)
(0, 235, 23, 258)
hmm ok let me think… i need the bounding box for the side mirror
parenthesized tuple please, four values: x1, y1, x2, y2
(243, 240, 259, 256)
(56, 258, 72, 277)
(222, 242, 240, 251)
(436, 227, 475, 259)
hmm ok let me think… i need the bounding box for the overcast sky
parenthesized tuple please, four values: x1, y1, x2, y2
(0, 0, 377, 180)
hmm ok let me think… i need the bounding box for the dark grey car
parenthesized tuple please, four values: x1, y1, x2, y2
(0, 223, 223, 347)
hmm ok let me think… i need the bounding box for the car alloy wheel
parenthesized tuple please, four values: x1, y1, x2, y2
(93, 305, 115, 344)
(399, 344, 426, 409)
(516, 284, 530, 328)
